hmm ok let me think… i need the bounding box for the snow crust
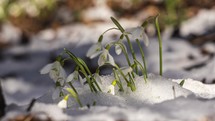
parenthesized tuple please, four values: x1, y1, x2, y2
(3, 74, 215, 121)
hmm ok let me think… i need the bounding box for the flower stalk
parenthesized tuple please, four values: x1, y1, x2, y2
(154, 15, 163, 76)
(111, 17, 138, 74)
(136, 39, 148, 78)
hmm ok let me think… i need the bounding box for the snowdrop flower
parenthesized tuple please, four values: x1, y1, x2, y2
(57, 95, 69, 109)
(86, 42, 102, 59)
(66, 71, 84, 85)
(107, 80, 117, 95)
(52, 85, 66, 100)
(126, 26, 149, 46)
(98, 49, 115, 67)
(121, 66, 133, 75)
(115, 44, 122, 55)
(66, 71, 79, 82)
(40, 61, 66, 85)
(107, 85, 115, 95)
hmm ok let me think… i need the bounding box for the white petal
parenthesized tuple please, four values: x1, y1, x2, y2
(98, 55, 104, 66)
(142, 32, 149, 46)
(108, 53, 115, 66)
(66, 73, 74, 82)
(115, 44, 122, 55)
(79, 75, 85, 86)
(49, 70, 58, 82)
(57, 99, 67, 109)
(58, 63, 67, 79)
(40, 63, 53, 74)
(98, 50, 107, 66)
(59, 78, 66, 86)
(107, 85, 115, 95)
(51, 61, 67, 84)
(121, 66, 133, 75)
(89, 51, 103, 59)
(66, 71, 79, 82)
(132, 27, 142, 40)
(49, 62, 61, 81)
(86, 43, 102, 59)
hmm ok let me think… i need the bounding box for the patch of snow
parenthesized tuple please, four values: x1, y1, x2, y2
(202, 42, 215, 53)
(147, 38, 207, 74)
(2, 78, 33, 94)
(3, 74, 215, 121)
(81, 3, 114, 22)
(180, 9, 215, 36)
(1, 78, 51, 105)
(173, 78, 215, 99)
(39, 74, 192, 108)
(31, 102, 70, 121)
(167, 56, 215, 83)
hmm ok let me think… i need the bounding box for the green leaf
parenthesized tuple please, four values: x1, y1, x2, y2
(110, 17, 125, 32)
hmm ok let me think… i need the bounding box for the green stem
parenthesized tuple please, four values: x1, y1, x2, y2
(155, 15, 163, 76)
(134, 59, 147, 83)
(136, 39, 148, 78)
(125, 35, 138, 74)
(66, 88, 83, 107)
(77, 58, 102, 91)
(102, 27, 119, 35)
(110, 16, 138, 74)
(110, 42, 135, 77)
(113, 68, 124, 92)
(64, 49, 98, 92)
(115, 42, 131, 66)
(68, 82, 78, 94)
(115, 65, 136, 92)
(128, 73, 136, 91)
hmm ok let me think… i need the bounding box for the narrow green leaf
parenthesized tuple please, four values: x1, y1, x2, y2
(154, 15, 163, 76)
(110, 17, 125, 32)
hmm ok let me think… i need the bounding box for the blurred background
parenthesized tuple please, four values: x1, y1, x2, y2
(0, 0, 215, 105)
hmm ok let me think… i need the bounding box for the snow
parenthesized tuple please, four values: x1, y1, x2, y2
(2, 78, 50, 105)
(31, 103, 70, 121)
(3, 74, 215, 121)
(81, 1, 114, 22)
(180, 9, 215, 36)
(173, 78, 215, 99)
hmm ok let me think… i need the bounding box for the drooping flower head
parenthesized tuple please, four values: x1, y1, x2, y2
(126, 26, 149, 46)
(98, 48, 115, 67)
(57, 94, 69, 109)
(40, 61, 66, 86)
(86, 42, 102, 59)
(66, 70, 84, 86)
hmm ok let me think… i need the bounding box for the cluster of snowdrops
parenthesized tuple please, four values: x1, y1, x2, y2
(40, 16, 163, 108)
